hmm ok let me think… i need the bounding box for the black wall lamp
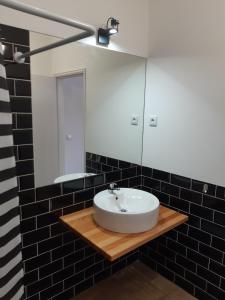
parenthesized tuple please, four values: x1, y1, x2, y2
(97, 17, 119, 46)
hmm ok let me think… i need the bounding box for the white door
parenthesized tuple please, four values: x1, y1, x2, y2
(57, 73, 85, 175)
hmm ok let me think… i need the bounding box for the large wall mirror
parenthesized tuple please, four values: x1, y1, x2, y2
(30, 32, 146, 187)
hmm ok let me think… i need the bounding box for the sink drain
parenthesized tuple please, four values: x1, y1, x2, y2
(120, 208, 127, 213)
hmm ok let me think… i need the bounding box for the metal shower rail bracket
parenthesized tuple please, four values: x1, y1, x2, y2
(0, 0, 96, 63)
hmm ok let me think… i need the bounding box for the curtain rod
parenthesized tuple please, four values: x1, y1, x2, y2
(0, 0, 96, 63)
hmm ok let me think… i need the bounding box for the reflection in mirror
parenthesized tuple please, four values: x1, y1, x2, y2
(30, 32, 146, 187)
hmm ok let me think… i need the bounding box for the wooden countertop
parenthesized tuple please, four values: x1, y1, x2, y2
(60, 205, 188, 261)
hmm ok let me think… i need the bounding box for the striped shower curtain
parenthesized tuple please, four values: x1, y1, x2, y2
(0, 43, 24, 299)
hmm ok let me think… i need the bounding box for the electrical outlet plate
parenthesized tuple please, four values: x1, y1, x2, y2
(149, 115, 157, 127)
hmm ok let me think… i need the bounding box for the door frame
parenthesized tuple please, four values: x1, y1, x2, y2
(55, 69, 86, 175)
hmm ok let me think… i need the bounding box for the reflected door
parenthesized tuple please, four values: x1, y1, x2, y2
(57, 73, 85, 175)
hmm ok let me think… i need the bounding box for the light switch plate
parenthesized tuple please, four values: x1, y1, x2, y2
(149, 115, 158, 127)
(131, 115, 139, 126)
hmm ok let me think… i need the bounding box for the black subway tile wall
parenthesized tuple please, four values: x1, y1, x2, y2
(141, 167, 225, 300)
(1, 23, 34, 192)
(2, 24, 142, 300)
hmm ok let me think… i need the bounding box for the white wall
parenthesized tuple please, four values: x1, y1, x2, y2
(143, 0, 225, 186)
(0, 0, 149, 57)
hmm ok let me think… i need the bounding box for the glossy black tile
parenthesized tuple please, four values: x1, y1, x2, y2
(6, 78, 15, 95)
(63, 250, 84, 267)
(105, 170, 121, 183)
(75, 256, 95, 273)
(19, 174, 34, 190)
(180, 188, 202, 204)
(188, 226, 211, 245)
(13, 129, 33, 145)
(214, 211, 225, 227)
(167, 239, 186, 256)
(152, 169, 170, 182)
(26, 276, 51, 297)
(142, 166, 152, 177)
(190, 203, 213, 220)
(52, 288, 74, 300)
(52, 266, 74, 284)
(52, 242, 74, 261)
(36, 184, 61, 201)
(195, 288, 217, 300)
(216, 186, 225, 199)
(197, 265, 220, 286)
(85, 174, 104, 188)
(24, 270, 38, 286)
(16, 159, 33, 176)
(0, 24, 29, 45)
(175, 275, 194, 294)
(39, 259, 63, 279)
(63, 203, 84, 215)
(51, 194, 73, 210)
(185, 270, 206, 290)
(209, 260, 225, 278)
(178, 233, 198, 251)
(203, 195, 225, 213)
(143, 177, 160, 190)
(24, 252, 51, 273)
(207, 283, 225, 300)
(187, 215, 201, 228)
(62, 178, 84, 194)
(129, 175, 142, 187)
(37, 211, 61, 228)
(75, 278, 93, 295)
(171, 174, 191, 188)
(211, 236, 225, 252)
(17, 113, 32, 128)
(122, 167, 137, 179)
(15, 80, 31, 96)
(118, 160, 132, 169)
(187, 249, 209, 268)
(6, 63, 30, 80)
(10, 97, 32, 113)
(176, 255, 196, 272)
(170, 197, 189, 212)
(201, 220, 225, 239)
(21, 200, 49, 219)
(199, 243, 223, 263)
(74, 188, 94, 204)
(22, 244, 37, 260)
(20, 217, 36, 233)
(23, 227, 50, 247)
(107, 157, 119, 168)
(85, 262, 103, 278)
(38, 236, 62, 254)
(19, 189, 35, 205)
(166, 260, 184, 277)
(18, 145, 33, 160)
(40, 282, 63, 300)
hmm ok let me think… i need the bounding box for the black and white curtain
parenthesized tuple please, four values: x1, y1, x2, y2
(0, 43, 24, 299)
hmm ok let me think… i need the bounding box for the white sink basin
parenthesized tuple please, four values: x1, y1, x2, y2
(93, 188, 160, 233)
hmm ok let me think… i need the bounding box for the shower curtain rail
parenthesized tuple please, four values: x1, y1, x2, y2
(0, 0, 96, 63)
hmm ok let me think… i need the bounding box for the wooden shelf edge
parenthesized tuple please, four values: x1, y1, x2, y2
(60, 205, 188, 262)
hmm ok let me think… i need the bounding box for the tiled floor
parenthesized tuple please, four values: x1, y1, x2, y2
(73, 261, 196, 300)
